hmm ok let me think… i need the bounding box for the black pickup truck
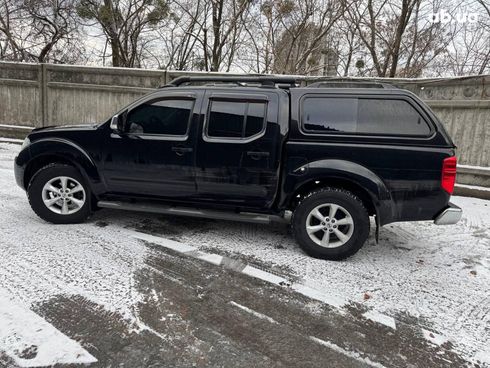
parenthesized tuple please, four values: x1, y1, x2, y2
(14, 76, 462, 260)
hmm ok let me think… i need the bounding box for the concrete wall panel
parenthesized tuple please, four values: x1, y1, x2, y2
(0, 61, 488, 172)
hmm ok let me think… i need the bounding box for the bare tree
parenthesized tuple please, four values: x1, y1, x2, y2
(235, 0, 284, 73)
(475, 0, 490, 19)
(347, 0, 419, 77)
(471, 0, 490, 74)
(343, 0, 459, 77)
(0, 0, 26, 61)
(178, 0, 254, 71)
(208, 0, 247, 70)
(150, 0, 207, 70)
(1, 0, 488, 78)
(77, 0, 169, 67)
(0, 0, 83, 63)
(335, 16, 363, 76)
(395, 1, 449, 77)
(244, 0, 345, 75)
(428, 0, 490, 76)
(442, 24, 490, 75)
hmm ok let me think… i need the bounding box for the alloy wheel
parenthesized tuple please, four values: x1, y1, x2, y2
(305, 203, 354, 248)
(41, 176, 86, 215)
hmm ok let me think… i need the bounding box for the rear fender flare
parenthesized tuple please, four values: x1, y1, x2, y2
(283, 159, 393, 225)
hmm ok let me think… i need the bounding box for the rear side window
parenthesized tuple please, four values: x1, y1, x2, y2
(358, 99, 431, 135)
(207, 100, 266, 139)
(127, 98, 194, 136)
(302, 97, 431, 136)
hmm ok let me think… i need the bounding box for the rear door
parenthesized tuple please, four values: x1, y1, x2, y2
(194, 90, 283, 209)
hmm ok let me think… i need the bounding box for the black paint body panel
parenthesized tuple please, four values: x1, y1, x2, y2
(14, 85, 456, 225)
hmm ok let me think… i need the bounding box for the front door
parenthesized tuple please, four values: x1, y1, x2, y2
(194, 90, 282, 209)
(102, 91, 201, 199)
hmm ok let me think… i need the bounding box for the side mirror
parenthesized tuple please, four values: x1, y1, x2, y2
(110, 113, 126, 132)
(110, 114, 120, 131)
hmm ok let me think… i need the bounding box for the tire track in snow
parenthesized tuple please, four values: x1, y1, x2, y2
(133, 202, 490, 364)
(0, 288, 97, 367)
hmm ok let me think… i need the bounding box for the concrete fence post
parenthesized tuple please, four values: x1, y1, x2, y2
(41, 63, 48, 127)
(35, 64, 43, 128)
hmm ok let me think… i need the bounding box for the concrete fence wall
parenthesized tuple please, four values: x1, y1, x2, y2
(1, 61, 489, 188)
(392, 78, 490, 171)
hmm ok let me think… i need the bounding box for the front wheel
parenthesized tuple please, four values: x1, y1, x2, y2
(292, 187, 370, 260)
(27, 164, 91, 224)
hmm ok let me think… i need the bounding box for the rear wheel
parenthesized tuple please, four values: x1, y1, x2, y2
(292, 187, 370, 260)
(28, 164, 91, 224)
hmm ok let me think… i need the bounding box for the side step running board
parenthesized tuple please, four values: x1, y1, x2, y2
(97, 200, 289, 225)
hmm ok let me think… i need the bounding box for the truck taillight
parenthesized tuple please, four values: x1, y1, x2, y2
(441, 156, 457, 194)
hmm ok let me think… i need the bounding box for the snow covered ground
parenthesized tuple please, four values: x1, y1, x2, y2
(0, 142, 489, 366)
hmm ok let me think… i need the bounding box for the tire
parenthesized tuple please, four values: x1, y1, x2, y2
(27, 164, 91, 224)
(292, 187, 370, 260)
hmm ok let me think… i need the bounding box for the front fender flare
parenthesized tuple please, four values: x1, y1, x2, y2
(26, 138, 104, 194)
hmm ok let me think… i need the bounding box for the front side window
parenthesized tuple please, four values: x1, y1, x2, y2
(302, 97, 431, 136)
(127, 98, 194, 136)
(207, 100, 266, 139)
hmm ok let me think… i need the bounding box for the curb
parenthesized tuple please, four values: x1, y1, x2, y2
(454, 184, 490, 201)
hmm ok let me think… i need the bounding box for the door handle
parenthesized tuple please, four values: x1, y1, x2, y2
(247, 151, 270, 160)
(172, 146, 193, 156)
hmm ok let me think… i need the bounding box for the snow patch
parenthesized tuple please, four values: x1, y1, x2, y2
(291, 283, 346, 309)
(0, 143, 149, 322)
(421, 329, 449, 346)
(457, 164, 490, 172)
(309, 336, 386, 368)
(455, 183, 490, 191)
(0, 124, 34, 130)
(195, 252, 224, 265)
(473, 348, 490, 366)
(229, 301, 278, 324)
(242, 265, 289, 285)
(130, 230, 196, 253)
(0, 288, 97, 367)
(0, 138, 23, 144)
(362, 310, 397, 330)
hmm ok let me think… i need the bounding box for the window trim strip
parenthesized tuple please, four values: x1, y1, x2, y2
(125, 97, 196, 139)
(203, 98, 268, 144)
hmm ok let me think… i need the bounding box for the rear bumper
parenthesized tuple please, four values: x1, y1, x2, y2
(434, 203, 462, 225)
